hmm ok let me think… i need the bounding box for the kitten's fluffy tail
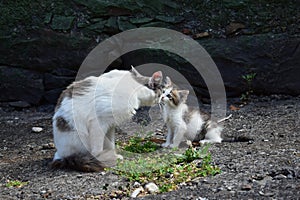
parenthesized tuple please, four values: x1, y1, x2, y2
(222, 135, 253, 143)
(50, 150, 117, 172)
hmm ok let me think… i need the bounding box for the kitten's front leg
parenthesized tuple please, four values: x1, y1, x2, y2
(162, 126, 172, 148)
(170, 125, 186, 148)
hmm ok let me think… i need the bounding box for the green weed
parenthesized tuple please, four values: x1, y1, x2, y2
(5, 180, 28, 188)
(112, 141, 220, 194)
(241, 72, 256, 101)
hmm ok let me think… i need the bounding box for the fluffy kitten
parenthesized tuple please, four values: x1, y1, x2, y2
(51, 67, 163, 172)
(159, 77, 226, 148)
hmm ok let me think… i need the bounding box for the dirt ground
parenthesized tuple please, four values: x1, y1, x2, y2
(0, 95, 299, 199)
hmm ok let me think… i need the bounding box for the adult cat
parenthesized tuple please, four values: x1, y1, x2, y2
(51, 67, 163, 172)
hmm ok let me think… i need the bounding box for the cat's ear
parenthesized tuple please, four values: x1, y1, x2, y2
(148, 71, 163, 89)
(164, 76, 172, 87)
(178, 90, 189, 102)
(131, 65, 142, 77)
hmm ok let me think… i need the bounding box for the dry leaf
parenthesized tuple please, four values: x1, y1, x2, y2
(229, 105, 240, 111)
(226, 22, 245, 35)
(193, 32, 209, 39)
(182, 28, 192, 34)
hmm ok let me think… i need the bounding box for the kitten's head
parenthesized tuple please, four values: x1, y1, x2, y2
(130, 66, 163, 90)
(159, 76, 189, 107)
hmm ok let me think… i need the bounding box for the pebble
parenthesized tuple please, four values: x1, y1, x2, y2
(241, 184, 252, 191)
(133, 181, 141, 188)
(32, 127, 43, 133)
(41, 143, 55, 149)
(145, 182, 159, 194)
(274, 174, 286, 180)
(130, 187, 144, 198)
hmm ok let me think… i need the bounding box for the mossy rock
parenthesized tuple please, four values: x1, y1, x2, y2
(50, 15, 75, 31)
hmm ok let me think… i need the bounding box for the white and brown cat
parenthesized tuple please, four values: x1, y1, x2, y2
(159, 77, 249, 148)
(51, 67, 163, 172)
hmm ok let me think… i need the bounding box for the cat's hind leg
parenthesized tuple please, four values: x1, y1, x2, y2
(200, 121, 222, 144)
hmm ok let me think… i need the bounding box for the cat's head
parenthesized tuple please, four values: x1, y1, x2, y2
(130, 66, 163, 90)
(159, 76, 189, 107)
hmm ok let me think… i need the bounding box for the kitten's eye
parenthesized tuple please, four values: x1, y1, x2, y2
(162, 89, 166, 93)
(167, 94, 172, 99)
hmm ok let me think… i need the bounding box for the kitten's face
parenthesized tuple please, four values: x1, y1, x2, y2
(159, 77, 189, 107)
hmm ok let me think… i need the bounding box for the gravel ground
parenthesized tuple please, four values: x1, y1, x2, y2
(0, 95, 299, 199)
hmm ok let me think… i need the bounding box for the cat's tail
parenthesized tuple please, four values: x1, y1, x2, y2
(50, 150, 117, 172)
(222, 135, 253, 143)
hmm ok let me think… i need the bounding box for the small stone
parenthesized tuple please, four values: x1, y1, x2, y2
(130, 187, 144, 198)
(32, 127, 43, 133)
(274, 174, 286, 180)
(40, 190, 47, 194)
(241, 184, 252, 191)
(9, 101, 30, 108)
(41, 143, 55, 149)
(226, 186, 233, 191)
(133, 181, 141, 188)
(145, 182, 159, 194)
(77, 174, 83, 178)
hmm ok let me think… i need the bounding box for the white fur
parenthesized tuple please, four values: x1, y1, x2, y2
(53, 69, 159, 163)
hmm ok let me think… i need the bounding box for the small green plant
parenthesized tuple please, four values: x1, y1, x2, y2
(5, 180, 28, 188)
(112, 143, 220, 194)
(241, 72, 256, 101)
(123, 136, 159, 153)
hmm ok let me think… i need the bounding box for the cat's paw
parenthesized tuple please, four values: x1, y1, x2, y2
(169, 144, 179, 148)
(161, 142, 170, 148)
(116, 154, 124, 160)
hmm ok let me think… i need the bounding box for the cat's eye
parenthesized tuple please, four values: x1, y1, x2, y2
(167, 94, 172, 99)
(162, 89, 166, 93)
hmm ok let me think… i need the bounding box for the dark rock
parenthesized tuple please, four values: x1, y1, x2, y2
(129, 17, 153, 24)
(199, 34, 300, 97)
(0, 66, 44, 104)
(44, 73, 74, 90)
(86, 19, 107, 33)
(51, 68, 77, 77)
(105, 17, 119, 33)
(140, 21, 172, 28)
(155, 15, 184, 24)
(44, 13, 53, 24)
(0, 30, 93, 72)
(50, 15, 75, 31)
(9, 101, 31, 108)
(43, 88, 64, 104)
(117, 17, 136, 31)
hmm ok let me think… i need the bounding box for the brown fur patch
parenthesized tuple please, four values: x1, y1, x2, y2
(56, 116, 72, 132)
(50, 153, 107, 172)
(170, 90, 180, 105)
(183, 108, 198, 124)
(55, 78, 93, 111)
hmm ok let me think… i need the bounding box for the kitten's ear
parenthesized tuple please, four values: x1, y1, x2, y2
(178, 90, 189, 102)
(149, 71, 163, 89)
(164, 76, 172, 87)
(131, 65, 142, 77)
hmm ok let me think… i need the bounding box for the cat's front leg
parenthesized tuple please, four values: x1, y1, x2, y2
(104, 126, 123, 160)
(170, 125, 186, 148)
(162, 126, 172, 148)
